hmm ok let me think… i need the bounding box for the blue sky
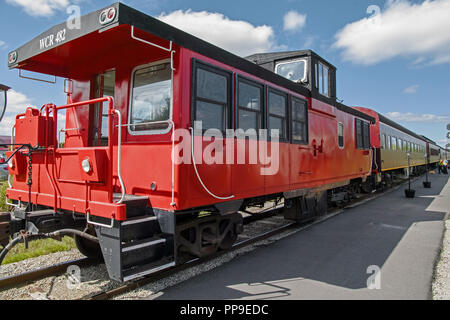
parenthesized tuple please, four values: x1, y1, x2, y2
(0, 0, 449, 146)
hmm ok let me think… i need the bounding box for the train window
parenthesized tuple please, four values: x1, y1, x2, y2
(363, 122, 370, 149)
(392, 137, 397, 151)
(93, 70, 115, 145)
(192, 61, 231, 132)
(291, 97, 308, 144)
(355, 119, 370, 149)
(130, 62, 171, 132)
(314, 64, 318, 89)
(398, 139, 403, 151)
(381, 134, 386, 149)
(275, 59, 307, 83)
(268, 89, 288, 140)
(237, 78, 263, 135)
(338, 122, 344, 148)
(387, 135, 391, 150)
(356, 120, 362, 149)
(316, 62, 330, 97)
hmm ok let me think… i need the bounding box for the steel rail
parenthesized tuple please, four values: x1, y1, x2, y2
(0, 257, 98, 291)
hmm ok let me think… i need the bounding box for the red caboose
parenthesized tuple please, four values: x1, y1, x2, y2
(1, 3, 374, 282)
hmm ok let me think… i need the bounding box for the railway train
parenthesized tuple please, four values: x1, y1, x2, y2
(0, 3, 448, 282)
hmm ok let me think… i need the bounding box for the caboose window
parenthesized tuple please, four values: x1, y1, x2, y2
(268, 89, 288, 140)
(316, 62, 330, 97)
(338, 122, 344, 148)
(130, 62, 171, 132)
(355, 119, 370, 150)
(275, 59, 307, 83)
(291, 97, 308, 144)
(192, 61, 231, 132)
(93, 70, 115, 146)
(237, 78, 263, 135)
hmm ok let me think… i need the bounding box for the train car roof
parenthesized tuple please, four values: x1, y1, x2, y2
(7, 2, 374, 123)
(246, 50, 337, 71)
(378, 113, 427, 142)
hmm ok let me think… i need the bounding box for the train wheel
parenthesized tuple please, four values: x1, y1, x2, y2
(218, 219, 238, 250)
(75, 234, 103, 260)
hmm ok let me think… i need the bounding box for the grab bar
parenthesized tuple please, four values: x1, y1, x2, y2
(114, 109, 125, 204)
(86, 211, 114, 229)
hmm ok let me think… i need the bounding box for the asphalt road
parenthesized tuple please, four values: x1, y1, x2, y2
(149, 173, 449, 300)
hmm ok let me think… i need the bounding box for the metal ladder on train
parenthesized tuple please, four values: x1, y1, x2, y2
(95, 194, 175, 282)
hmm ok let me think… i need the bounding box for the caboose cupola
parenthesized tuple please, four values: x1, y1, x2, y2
(246, 50, 337, 104)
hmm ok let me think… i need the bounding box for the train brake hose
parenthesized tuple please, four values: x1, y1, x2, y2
(0, 229, 98, 266)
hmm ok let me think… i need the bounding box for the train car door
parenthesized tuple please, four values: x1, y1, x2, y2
(289, 96, 312, 188)
(92, 70, 115, 146)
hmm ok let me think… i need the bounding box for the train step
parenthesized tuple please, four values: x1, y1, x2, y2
(95, 210, 175, 282)
(113, 193, 149, 206)
(122, 258, 176, 282)
(113, 193, 150, 218)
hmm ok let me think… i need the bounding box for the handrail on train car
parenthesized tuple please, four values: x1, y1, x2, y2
(45, 97, 126, 210)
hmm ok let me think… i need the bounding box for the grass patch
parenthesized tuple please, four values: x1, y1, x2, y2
(1, 181, 77, 265)
(1, 236, 76, 265)
(0, 181, 8, 212)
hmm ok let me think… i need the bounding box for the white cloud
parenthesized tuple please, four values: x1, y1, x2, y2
(158, 10, 276, 57)
(6, 90, 33, 114)
(385, 111, 450, 123)
(0, 90, 72, 139)
(0, 41, 5, 49)
(0, 90, 34, 136)
(6, 0, 70, 17)
(283, 10, 307, 31)
(403, 84, 419, 94)
(334, 0, 450, 65)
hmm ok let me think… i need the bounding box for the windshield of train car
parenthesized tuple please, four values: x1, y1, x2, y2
(130, 62, 171, 132)
(275, 59, 307, 83)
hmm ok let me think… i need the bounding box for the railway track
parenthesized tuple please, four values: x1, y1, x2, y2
(0, 175, 416, 299)
(0, 257, 98, 291)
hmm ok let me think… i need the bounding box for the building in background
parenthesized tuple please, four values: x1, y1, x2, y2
(0, 136, 10, 158)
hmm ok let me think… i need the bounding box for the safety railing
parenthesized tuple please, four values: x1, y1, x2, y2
(43, 96, 125, 209)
